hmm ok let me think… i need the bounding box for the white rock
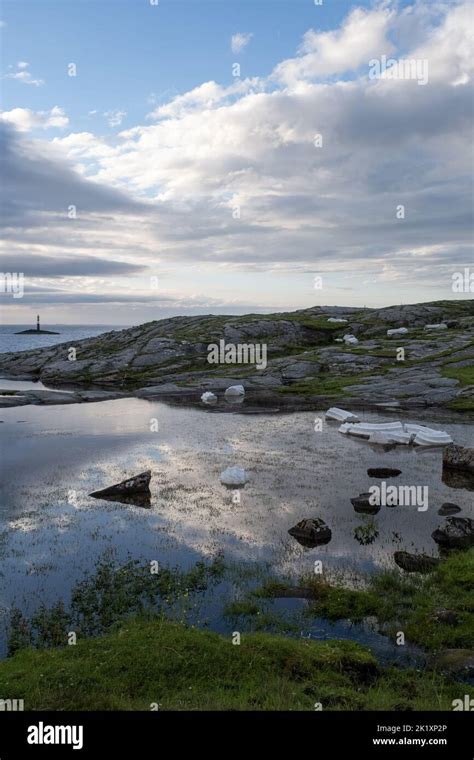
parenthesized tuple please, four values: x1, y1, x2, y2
(220, 466, 249, 487)
(328, 317, 348, 323)
(343, 334, 359, 345)
(201, 391, 217, 404)
(325, 407, 360, 423)
(339, 421, 405, 438)
(424, 323, 448, 330)
(224, 384, 245, 397)
(369, 431, 414, 445)
(340, 420, 453, 447)
(405, 424, 453, 446)
(387, 327, 409, 336)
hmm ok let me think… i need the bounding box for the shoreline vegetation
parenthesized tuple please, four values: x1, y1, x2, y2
(0, 550, 472, 711)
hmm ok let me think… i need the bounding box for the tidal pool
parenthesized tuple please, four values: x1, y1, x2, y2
(0, 393, 472, 660)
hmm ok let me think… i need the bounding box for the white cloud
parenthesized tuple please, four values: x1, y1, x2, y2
(0, 106, 68, 132)
(4, 61, 44, 86)
(231, 32, 253, 54)
(4, 1, 473, 313)
(273, 6, 394, 86)
(104, 110, 127, 127)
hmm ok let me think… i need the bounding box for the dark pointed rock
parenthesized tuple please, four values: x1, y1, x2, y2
(90, 470, 152, 500)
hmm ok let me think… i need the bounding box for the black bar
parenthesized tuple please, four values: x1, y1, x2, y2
(0, 711, 472, 757)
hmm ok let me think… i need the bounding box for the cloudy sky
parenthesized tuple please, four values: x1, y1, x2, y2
(0, 0, 472, 325)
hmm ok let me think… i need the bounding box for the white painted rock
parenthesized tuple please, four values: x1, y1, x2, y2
(343, 334, 359, 345)
(325, 407, 360, 423)
(387, 327, 408, 336)
(220, 466, 249, 487)
(224, 384, 245, 397)
(328, 317, 348, 323)
(369, 431, 414, 445)
(424, 323, 448, 330)
(405, 424, 453, 446)
(201, 391, 217, 404)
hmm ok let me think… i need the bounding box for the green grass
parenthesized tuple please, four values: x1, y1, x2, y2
(257, 550, 474, 652)
(0, 617, 470, 711)
(276, 373, 371, 397)
(441, 363, 474, 387)
(447, 397, 474, 411)
(373, 549, 474, 651)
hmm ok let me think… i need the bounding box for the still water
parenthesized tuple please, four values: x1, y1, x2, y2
(0, 392, 472, 660)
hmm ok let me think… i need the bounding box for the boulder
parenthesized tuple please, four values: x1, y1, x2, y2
(288, 518, 332, 547)
(351, 493, 380, 514)
(394, 551, 440, 573)
(224, 384, 245, 397)
(443, 443, 474, 473)
(432, 517, 474, 549)
(201, 391, 217, 404)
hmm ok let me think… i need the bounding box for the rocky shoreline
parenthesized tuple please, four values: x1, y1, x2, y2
(1, 299, 473, 413)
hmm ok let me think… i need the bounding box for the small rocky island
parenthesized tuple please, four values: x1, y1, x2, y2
(15, 315, 60, 335)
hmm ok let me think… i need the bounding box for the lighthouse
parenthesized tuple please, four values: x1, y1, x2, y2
(37, 314, 40, 332)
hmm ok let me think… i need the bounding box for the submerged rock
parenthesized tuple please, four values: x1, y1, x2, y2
(367, 467, 402, 478)
(394, 551, 440, 573)
(90, 470, 152, 499)
(437, 502, 461, 516)
(432, 517, 474, 549)
(288, 518, 332, 547)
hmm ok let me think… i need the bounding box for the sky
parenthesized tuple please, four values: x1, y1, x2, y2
(0, 0, 473, 325)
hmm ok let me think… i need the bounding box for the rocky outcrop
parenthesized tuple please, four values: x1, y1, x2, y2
(0, 299, 472, 411)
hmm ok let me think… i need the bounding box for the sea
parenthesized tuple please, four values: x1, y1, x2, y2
(0, 325, 126, 354)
